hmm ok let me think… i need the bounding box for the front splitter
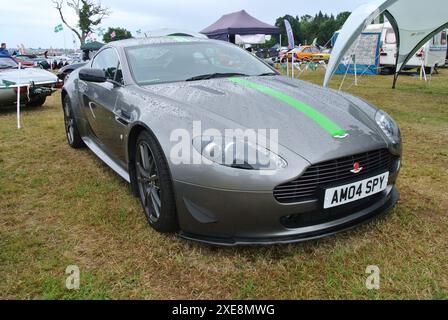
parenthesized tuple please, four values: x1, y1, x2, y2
(178, 187, 400, 246)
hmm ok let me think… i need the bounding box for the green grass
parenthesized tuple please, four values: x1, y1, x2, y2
(0, 69, 447, 300)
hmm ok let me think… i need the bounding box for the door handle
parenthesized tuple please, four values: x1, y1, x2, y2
(88, 102, 97, 119)
(114, 110, 131, 126)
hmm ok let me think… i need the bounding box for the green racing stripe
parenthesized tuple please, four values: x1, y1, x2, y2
(228, 77, 347, 138)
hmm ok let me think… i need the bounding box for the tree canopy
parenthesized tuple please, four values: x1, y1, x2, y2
(103, 27, 133, 43)
(271, 11, 351, 48)
(53, 0, 110, 47)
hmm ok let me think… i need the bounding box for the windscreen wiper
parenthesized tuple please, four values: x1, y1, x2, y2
(186, 73, 249, 82)
(258, 72, 278, 76)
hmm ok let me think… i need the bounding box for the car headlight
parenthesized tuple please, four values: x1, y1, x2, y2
(375, 110, 400, 145)
(193, 136, 287, 170)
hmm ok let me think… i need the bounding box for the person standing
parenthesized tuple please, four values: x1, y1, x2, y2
(0, 43, 11, 57)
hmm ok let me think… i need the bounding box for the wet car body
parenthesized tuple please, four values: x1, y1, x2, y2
(62, 37, 402, 245)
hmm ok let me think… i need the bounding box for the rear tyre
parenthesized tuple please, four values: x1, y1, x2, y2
(26, 96, 46, 107)
(135, 130, 178, 233)
(63, 96, 84, 149)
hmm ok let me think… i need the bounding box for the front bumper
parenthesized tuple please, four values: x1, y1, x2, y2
(174, 167, 400, 246)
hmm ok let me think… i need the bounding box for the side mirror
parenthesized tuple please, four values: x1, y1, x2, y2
(79, 68, 107, 83)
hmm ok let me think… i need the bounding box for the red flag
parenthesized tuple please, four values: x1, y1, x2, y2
(111, 31, 116, 39)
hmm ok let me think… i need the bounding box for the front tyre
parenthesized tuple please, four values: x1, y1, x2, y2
(63, 96, 84, 149)
(135, 131, 178, 233)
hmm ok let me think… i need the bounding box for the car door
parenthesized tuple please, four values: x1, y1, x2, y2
(80, 48, 128, 165)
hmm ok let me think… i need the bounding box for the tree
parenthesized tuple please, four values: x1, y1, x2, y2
(53, 0, 110, 47)
(267, 11, 353, 48)
(336, 12, 351, 29)
(274, 15, 301, 46)
(103, 27, 133, 43)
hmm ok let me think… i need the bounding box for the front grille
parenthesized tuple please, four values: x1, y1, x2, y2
(274, 149, 396, 203)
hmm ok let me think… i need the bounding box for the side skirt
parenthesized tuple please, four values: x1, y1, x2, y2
(82, 137, 131, 183)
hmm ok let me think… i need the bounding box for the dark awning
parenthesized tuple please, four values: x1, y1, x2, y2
(201, 10, 280, 41)
(80, 41, 105, 51)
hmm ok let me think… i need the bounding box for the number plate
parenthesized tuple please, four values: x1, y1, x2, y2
(324, 172, 389, 209)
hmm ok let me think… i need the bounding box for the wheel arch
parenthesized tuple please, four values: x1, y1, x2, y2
(127, 122, 173, 197)
(61, 88, 68, 105)
(128, 123, 146, 196)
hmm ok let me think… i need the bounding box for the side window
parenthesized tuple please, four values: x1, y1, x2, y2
(432, 36, 437, 45)
(441, 31, 447, 45)
(385, 29, 396, 44)
(92, 48, 123, 84)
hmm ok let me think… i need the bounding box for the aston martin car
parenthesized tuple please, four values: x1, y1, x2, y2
(61, 37, 402, 246)
(0, 56, 59, 107)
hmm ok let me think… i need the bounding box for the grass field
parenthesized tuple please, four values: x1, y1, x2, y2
(0, 68, 447, 300)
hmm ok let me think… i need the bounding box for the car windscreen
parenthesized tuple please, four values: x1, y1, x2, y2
(0, 57, 18, 69)
(125, 42, 274, 85)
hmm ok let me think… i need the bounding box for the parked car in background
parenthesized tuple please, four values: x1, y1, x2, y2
(57, 62, 87, 83)
(255, 48, 279, 59)
(0, 56, 59, 107)
(14, 55, 51, 69)
(13, 56, 35, 68)
(32, 57, 51, 70)
(292, 45, 321, 61)
(281, 46, 327, 62)
(311, 49, 331, 62)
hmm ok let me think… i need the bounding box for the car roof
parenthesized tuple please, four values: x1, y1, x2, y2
(108, 36, 211, 49)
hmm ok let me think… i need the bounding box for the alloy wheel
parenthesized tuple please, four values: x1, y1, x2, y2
(64, 102, 75, 145)
(136, 141, 162, 224)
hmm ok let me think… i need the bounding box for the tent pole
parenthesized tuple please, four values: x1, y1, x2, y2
(292, 55, 295, 78)
(339, 60, 350, 91)
(392, 72, 398, 89)
(17, 63, 21, 129)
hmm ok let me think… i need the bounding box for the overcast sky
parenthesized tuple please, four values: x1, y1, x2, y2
(0, 0, 368, 49)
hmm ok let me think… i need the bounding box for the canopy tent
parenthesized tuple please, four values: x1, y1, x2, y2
(80, 41, 104, 51)
(200, 10, 280, 43)
(324, 0, 448, 88)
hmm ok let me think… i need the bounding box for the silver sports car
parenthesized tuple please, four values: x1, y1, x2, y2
(62, 37, 402, 246)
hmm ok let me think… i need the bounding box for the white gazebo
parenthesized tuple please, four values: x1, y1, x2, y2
(324, 0, 448, 88)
